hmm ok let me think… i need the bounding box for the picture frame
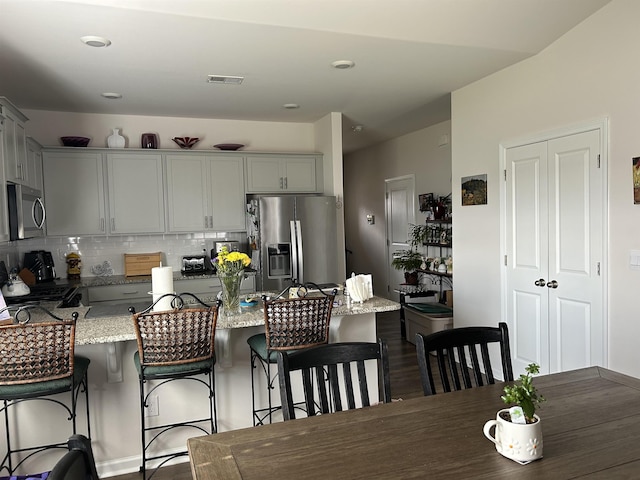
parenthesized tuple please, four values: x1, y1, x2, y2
(461, 174, 488, 206)
(419, 193, 434, 212)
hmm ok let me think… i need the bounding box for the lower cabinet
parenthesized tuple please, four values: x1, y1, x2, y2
(86, 283, 152, 305)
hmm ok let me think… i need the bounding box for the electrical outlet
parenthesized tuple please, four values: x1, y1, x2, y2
(145, 395, 159, 417)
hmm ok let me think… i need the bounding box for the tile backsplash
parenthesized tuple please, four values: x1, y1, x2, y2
(0, 231, 248, 277)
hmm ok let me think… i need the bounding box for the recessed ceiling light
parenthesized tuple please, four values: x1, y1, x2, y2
(101, 92, 122, 99)
(207, 75, 244, 85)
(331, 60, 355, 70)
(283, 104, 300, 109)
(81, 36, 111, 48)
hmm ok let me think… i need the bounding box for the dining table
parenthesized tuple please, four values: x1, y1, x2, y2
(188, 366, 640, 479)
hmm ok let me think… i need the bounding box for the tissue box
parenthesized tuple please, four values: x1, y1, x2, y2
(124, 253, 161, 277)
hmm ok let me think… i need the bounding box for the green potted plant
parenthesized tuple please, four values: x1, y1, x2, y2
(391, 249, 423, 285)
(483, 363, 545, 463)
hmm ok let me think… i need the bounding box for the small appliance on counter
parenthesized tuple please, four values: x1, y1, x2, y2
(181, 255, 209, 275)
(1, 270, 30, 298)
(23, 250, 56, 283)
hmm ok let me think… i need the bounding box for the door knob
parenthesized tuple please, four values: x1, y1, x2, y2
(534, 279, 546, 287)
(547, 280, 558, 289)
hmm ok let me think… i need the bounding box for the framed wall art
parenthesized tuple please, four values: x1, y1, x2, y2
(461, 174, 487, 206)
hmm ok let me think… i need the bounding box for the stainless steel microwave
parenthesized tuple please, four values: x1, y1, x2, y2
(7, 183, 46, 240)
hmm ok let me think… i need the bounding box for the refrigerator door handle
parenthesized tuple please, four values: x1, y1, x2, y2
(295, 219, 303, 283)
(290, 220, 299, 282)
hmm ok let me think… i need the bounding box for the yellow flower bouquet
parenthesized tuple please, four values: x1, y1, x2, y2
(215, 247, 251, 316)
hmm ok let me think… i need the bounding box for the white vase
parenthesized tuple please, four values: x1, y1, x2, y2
(107, 128, 125, 148)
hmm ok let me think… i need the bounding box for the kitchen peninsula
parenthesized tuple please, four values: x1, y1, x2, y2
(4, 292, 399, 477)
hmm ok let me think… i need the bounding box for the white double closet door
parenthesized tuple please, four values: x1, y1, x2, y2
(505, 128, 605, 375)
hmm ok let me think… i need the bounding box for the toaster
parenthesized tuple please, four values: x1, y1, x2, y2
(181, 255, 208, 274)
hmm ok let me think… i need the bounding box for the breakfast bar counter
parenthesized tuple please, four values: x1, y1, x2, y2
(6, 296, 399, 477)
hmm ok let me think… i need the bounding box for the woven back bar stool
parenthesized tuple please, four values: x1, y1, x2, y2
(0, 307, 90, 476)
(247, 290, 335, 426)
(130, 293, 220, 480)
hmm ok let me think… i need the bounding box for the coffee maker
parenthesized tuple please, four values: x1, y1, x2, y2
(23, 250, 56, 283)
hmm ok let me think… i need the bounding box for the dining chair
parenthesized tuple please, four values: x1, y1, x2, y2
(247, 289, 335, 425)
(130, 293, 219, 480)
(276, 339, 392, 421)
(415, 322, 513, 396)
(0, 306, 90, 476)
(47, 434, 100, 480)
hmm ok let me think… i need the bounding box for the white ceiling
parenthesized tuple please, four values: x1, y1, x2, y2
(0, 0, 610, 152)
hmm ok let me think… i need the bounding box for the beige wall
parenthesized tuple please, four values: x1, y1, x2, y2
(451, 0, 640, 377)
(344, 120, 451, 297)
(23, 109, 317, 152)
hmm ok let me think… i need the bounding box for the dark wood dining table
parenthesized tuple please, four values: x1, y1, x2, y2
(188, 367, 640, 479)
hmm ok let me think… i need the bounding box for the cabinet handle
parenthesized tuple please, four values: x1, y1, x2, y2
(534, 278, 546, 287)
(204, 216, 208, 228)
(546, 280, 558, 289)
(280, 177, 283, 189)
(122, 290, 140, 295)
(101, 218, 105, 232)
(209, 215, 213, 229)
(17, 164, 23, 180)
(284, 177, 287, 189)
(111, 218, 115, 231)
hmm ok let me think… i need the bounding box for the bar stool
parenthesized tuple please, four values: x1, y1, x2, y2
(130, 293, 220, 480)
(0, 306, 90, 476)
(247, 289, 335, 425)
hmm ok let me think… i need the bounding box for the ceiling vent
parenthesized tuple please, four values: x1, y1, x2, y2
(207, 75, 244, 85)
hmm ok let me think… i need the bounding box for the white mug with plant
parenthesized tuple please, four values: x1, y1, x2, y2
(483, 363, 545, 463)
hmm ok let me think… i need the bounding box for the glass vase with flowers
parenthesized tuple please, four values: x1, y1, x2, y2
(215, 247, 251, 316)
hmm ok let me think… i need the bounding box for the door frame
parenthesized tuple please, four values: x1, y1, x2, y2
(499, 117, 609, 370)
(385, 174, 416, 299)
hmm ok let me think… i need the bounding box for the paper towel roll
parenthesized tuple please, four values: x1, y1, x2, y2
(151, 266, 174, 312)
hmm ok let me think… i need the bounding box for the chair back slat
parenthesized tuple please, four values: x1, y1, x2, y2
(416, 322, 514, 396)
(0, 320, 75, 385)
(263, 295, 334, 351)
(133, 306, 219, 367)
(277, 339, 391, 421)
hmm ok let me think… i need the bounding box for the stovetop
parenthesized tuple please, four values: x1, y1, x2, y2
(4, 284, 80, 306)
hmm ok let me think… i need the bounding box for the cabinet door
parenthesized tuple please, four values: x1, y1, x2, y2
(282, 156, 317, 192)
(2, 109, 27, 184)
(26, 138, 43, 190)
(166, 154, 209, 232)
(107, 153, 165, 234)
(43, 151, 106, 235)
(245, 156, 284, 192)
(210, 156, 245, 230)
(0, 126, 9, 241)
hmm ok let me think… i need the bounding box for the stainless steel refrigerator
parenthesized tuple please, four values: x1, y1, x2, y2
(247, 195, 339, 292)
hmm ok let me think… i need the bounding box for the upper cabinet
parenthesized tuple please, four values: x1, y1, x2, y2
(106, 153, 165, 234)
(26, 137, 44, 191)
(0, 123, 10, 242)
(0, 97, 29, 186)
(245, 154, 321, 193)
(43, 150, 165, 236)
(166, 154, 245, 232)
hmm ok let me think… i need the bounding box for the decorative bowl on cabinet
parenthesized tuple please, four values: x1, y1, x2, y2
(61, 136, 90, 147)
(213, 143, 244, 151)
(173, 137, 200, 149)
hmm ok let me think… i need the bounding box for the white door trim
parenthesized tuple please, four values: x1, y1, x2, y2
(499, 117, 609, 370)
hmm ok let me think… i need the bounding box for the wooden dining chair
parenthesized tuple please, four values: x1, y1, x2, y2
(247, 292, 335, 425)
(47, 434, 100, 480)
(415, 322, 513, 396)
(277, 339, 392, 421)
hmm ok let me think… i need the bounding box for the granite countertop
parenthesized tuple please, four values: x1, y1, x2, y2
(76, 269, 257, 288)
(44, 295, 400, 346)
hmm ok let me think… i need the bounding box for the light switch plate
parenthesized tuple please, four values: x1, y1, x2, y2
(366, 214, 375, 225)
(631, 250, 640, 270)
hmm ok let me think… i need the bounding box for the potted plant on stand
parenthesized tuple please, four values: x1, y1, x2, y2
(483, 363, 545, 464)
(391, 249, 423, 285)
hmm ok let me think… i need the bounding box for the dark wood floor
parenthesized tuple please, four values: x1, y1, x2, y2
(109, 310, 422, 480)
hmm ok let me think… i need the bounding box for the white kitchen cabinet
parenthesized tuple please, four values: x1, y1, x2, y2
(245, 154, 320, 193)
(43, 151, 106, 235)
(26, 137, 43, 191)
(0, 97, 29, 186)
(86, 282, 151, 305)
(166, 154, 245, 232)
(0, 124, 10, 242)
(106, 153, 165, 234)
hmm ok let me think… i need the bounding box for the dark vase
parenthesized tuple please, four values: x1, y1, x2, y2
(141, 133, 158, 149)
(434, 202, 446, 220)
(404, 271, 419, 285)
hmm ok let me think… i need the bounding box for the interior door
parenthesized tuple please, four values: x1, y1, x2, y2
(385, 175, 415, 299)
(505, 129, 604, 375)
